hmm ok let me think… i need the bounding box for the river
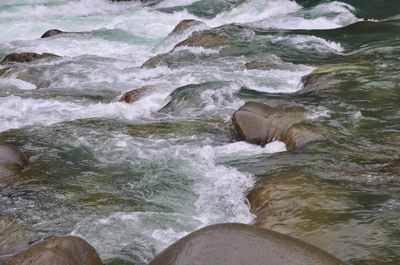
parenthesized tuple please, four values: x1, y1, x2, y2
(0, 0, 400, 264)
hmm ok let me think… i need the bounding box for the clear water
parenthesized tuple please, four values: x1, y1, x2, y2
(0, 0, 399, 264)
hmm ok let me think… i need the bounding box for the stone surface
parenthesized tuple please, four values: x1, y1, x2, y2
(1, 52, 60, 64)
(232, 101, 305, 146)
(148, 222, 344, 265)
(4, 236, 103, 265)
(0, 215, 33, 264)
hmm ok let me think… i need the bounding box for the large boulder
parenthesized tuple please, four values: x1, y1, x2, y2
(232, 101, 305, 147)
(148, 222, 344, 265)
(1, 52, 60, 64)
(0, 215, 33, 264)
(4, 236, 103, 265)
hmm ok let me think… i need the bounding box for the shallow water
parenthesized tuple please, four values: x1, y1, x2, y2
(0, 0, 400, 264)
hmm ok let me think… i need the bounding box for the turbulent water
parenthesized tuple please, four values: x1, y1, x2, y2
(0, 0, 400, 264)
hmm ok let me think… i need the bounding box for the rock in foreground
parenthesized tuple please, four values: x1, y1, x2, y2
(4, 236, 103, 265)
(148, 223, 344, 265)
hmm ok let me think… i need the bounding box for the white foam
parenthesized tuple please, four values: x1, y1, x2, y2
(214, 0, 357, 30)
(0, 95, 168, 132)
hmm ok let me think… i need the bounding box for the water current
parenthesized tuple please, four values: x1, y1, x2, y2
(0, 0, 400, 264)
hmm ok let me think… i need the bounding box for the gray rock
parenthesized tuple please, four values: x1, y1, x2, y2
(148, 223, 344, 265)
(4, 236, 103, 265)
(232, 101, 305, 146)
(1, 52, 60, 64)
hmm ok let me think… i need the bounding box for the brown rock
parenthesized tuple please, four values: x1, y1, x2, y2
(282, 124, 325, 150)
(41, 29, 64, 38)
(148, 223, 344, 265)
(0, 215, 33, 264)
(4, 236, 103, 265)
(118, 85, 155, 103)
(173, 33, 231, 50)
(232, 101, 305, 146)
(1, 52, 60, 64)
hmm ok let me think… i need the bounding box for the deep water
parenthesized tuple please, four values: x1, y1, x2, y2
(0, 0, 400, 264)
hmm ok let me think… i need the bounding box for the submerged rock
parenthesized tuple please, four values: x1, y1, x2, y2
(245, 60, 279, 71)
(148, 223, 344, 265)
(170, 19, 207, 36)
(0, 215, 33, 264)
(247, 174, 355, 256)
(1, 52, 60, 64)
(118, 85, 155, 103)
(282, 124, 325, 150)
(232, 101, 305, 147)
(299, 64, 370, 93)
(41, 29, 64, 38)
(0, 143, 29, 167)
(337, 19, 400, 33)
(173, 33, 231, 50)
(4, 236, 103, 265)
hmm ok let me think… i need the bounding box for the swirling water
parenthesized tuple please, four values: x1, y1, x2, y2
(0, 0, 400, 264)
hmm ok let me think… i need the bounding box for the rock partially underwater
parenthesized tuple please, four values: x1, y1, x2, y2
(1, 52, 60, 65)
(0, 143, 29, 177)
(0, 215, 33, 264)
(4, 236, 103, 265)
(148, 222, 344, 265)
(299, 65, 371, 93)
(232, 101, 324, 149)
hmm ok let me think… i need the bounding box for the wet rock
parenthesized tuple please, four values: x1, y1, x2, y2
(141, 53, 177, 68)
(118, 85, 155, 103)
(245, 61, 279, 71)
(232, 101, 305, 146)
(170, 19, 207, 36)
(356, 260, 400, 265)
(0, 143, 29, 169)
(1, 52, 60, 64)
(337, 19, 400, 33)
(247, 174, 355, 256)
(0, 215, 33, 264)
(299, 65, 370, 93)
(4, 236, 103, 265)
(41, 29, 64, 38)
(148, 222, 344, 265)
(282, 124, 325, 150)
(173, 33, 231, 50)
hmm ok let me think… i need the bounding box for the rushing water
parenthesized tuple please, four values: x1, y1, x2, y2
(0, 0, 400, 264)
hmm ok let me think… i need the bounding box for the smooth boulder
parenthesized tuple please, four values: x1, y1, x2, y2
(148, 222, 344, 265)
(4, 236, 103, 265)
(232, 101, 305, 147)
